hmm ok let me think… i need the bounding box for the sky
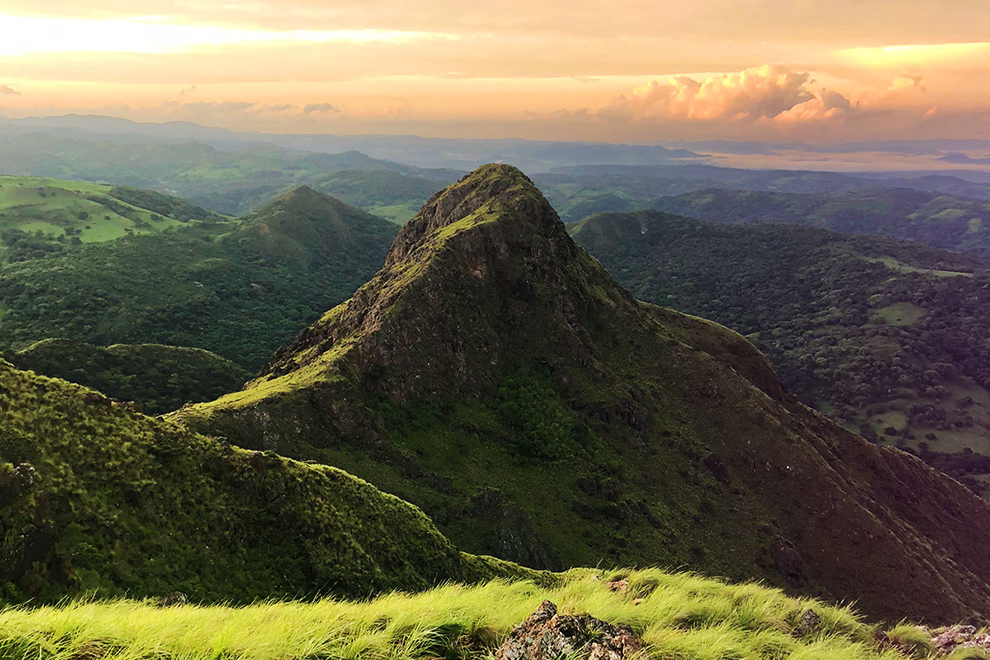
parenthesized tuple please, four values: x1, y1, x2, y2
(1, 1, 989, 143)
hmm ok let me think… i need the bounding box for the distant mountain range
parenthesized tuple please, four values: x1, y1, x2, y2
(0, 114, 706, 172)
(4, 114, 990, 176)
(653, 187, 990, 259)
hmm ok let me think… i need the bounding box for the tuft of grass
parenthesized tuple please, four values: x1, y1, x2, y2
(886, 624, 934, 658)
(0, 568, 905, 660)
(946, 647, 990, 660)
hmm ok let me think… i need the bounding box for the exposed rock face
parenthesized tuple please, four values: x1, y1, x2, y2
(177, 164, 990, 623)
(495, 601, 643, 660)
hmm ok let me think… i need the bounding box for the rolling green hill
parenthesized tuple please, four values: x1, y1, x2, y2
(571, 211, 990, 495)
(0, 186, 398, 369)
(0, 358, 535, 603)
(654, 188, 990, 258)
(175, 165, 990, 624)
(5, 339, 250, 415)
(0, 176, 224, 263)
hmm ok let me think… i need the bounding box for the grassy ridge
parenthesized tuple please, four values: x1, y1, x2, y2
(0, 569, 903, 660)
(5, 339, 250, 415)
(0, 359, 534, 603)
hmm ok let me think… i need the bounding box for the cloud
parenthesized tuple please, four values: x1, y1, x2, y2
(889, 74, 925, 93)
(775, 89, 852, 122)
(519, 66, 968, 141)
(264, 103, 298, 113)
(0, 84, 21, 95)
(179, 84, 197, 97)
(174, 100, 257, 113)
(601, 65, 847, 123)
(303, 102, 340, 114)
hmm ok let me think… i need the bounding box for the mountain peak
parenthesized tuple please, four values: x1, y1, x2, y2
(177, 171, 990, 623)
(229, 184, 398, 267)
(264, 184, 343, 213)
(383, 163, 563, 267)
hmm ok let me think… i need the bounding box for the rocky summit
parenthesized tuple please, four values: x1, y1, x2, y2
(177, 164, 990, 623)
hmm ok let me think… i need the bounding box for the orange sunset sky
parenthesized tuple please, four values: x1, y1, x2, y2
(1, 0, 989, 142)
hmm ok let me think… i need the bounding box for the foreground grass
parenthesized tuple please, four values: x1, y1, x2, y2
(0, 568, 910, 660)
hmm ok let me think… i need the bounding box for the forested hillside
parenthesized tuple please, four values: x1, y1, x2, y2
(5, 339, 250, 414)
(0, 358, 535, 602)
(0, 187, 397, 368)
(572, 210, 990, 493)
(654, 188, 990, 258)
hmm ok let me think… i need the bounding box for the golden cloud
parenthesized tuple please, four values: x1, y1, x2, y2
(602, 65, 839, 122)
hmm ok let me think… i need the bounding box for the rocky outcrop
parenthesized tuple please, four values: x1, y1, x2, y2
(931, 626, 990, 655)
(495, 601, 643, 660)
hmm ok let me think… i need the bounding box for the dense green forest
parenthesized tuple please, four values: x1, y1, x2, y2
(4, 339, 250, 414)
(572, 210, 990, 493)
(654, 188, 990, 258)
(0, 186, 397, 369)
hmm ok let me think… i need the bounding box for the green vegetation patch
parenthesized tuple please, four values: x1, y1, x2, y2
(0, 187, 397, 370)
(876, 302, 926, 327)
(0, 568, 901, 660)
(5, 339, 250, 414)
(0, 176, 223, 264)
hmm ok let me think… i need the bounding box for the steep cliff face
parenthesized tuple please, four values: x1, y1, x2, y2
(178, 164, 990, 623)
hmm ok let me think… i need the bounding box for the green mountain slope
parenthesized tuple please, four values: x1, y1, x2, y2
(0, 358, 535, 603)
(309, 169, 457, 224)
(0, 186, 398, 369)
(0, 176, 223, 263)
(654, 187, 990, 258)
(5, 339, 250, 415)
(570, 211, 990, 494)
(175, 164, 990, 624)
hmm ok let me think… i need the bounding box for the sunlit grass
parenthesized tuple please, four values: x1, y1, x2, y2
(0, 568, 911, 660)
